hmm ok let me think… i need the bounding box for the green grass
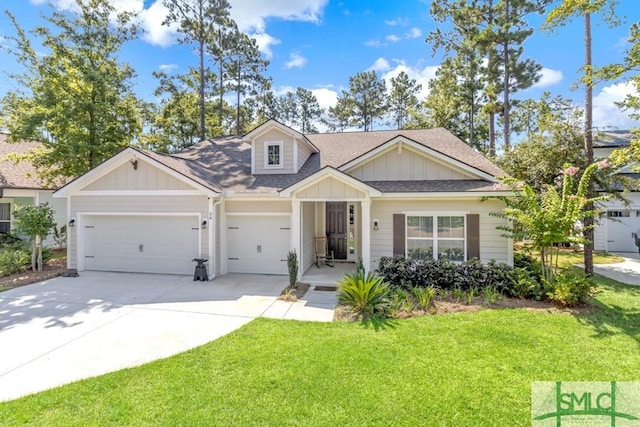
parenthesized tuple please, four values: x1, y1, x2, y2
(1, 277, 639, 426)
(524, 248, 624, 270)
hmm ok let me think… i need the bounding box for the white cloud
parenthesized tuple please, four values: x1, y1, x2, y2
(384, 17, 408, 26)
(364, 39, 384, 48)
(285, 52, 307, 69)
(159, 64, 178, 71)
(532, 67, 563, 88)
(367, 57, 391, 72)
(405, 27, 422, 39)
(311, 87, 339, 111)
(386, 34, 401, 43)
(252, 33, 281, 59)
(593, 81, 640, 130)
(230, 0, 327, 33)
(138, 2, 177, 47)
(379, 60, 439, 99)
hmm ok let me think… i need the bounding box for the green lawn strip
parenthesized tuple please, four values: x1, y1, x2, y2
(1, 280, 639, 426)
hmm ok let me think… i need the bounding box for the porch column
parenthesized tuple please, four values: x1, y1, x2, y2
(361, 199, 371, 272)
(291, 199, 302, 280)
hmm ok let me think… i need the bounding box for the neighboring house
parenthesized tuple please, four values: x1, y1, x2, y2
(0, 133, 67, 247)
(53, 120, 513, 279)
(593, 130, 640, 253)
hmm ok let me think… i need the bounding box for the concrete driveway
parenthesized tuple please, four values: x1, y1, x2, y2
(0, 271, 335, 402)
(594, 252, 640, 285)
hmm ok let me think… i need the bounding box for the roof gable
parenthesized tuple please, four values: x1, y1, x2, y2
(54, 147, 219, 197)
(280, 167, 381, 198)
(340, 136, 497, 182)
(243, 119, 318, 153)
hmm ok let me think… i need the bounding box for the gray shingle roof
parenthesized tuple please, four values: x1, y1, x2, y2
(593, 130, 634, 148)
(141, 128, 507, 195)
(365, 180, 511, 193)
(0, 133, 50, 190)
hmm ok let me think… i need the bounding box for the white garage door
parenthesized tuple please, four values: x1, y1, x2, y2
(82, 215, 200, 274)
(606, 210, 640, 252)
(227, 215, 290, 274)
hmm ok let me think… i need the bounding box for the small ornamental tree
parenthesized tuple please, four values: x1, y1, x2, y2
(490, 161, 608, 282)
(13, 203, 56, 272)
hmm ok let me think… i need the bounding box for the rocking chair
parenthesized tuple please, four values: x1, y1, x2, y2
(315, 236, 334, 268)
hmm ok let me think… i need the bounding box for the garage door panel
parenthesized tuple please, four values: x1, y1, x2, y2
(227, 216, 290, 274)
(606, 211, 640, 252)
(83, 215, 200, 275)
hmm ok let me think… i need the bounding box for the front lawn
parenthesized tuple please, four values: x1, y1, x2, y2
(1, 276, 638, 426)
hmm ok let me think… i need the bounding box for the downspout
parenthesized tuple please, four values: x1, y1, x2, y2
(209, 196, 223, 280)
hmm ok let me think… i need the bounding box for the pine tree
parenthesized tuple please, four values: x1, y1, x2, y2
(387, 71, 422, 129)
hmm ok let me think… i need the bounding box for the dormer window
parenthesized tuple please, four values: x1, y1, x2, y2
(265, 142, 283, 169)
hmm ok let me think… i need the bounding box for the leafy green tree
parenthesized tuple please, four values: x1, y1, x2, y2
(387, 71, 422, 129)
(13, 203, 56, 272)
(340, 71, 387, 131)
(323, 96, 355, 132)
(0, 0, 140, 185)
(544, 0, 620, 276)
(225, 31, 271, 134)
(295, 87, 324, 133)
(492, 162, 607, 282)
(499, 93, 585, 192)
(163, 0, 219, 140)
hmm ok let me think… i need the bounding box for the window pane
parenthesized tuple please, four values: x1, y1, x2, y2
(0, 203, 9, 221)
(407, 239, 433, 260)
(0, 222, 9, 234)
(438, 240, 464, 262)
(267, 145, 280, 165)
(407, 216, 433, 238)
(438, 216, 464, 238)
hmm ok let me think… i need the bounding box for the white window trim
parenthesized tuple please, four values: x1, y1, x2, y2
(405, 212, 467, 262)
(264, 141, 284, 169)
(0, 200, 12, 233)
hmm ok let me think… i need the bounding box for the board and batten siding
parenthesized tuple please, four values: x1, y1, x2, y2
(369, 199, 511, 266)
(84, 159, 193, 191)
(68, 195, 209, 270)
(253, 128, 295, 174)
(302, 202, 316, 272)
(295, 177, 367, 200)
(347, 147, 474, 181)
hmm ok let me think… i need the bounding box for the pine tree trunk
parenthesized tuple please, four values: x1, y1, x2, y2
(502, 0, 511, 152)
(583, 12, 594, 276)
(488, 112, 496, 158)
(199, 39, 206, 141)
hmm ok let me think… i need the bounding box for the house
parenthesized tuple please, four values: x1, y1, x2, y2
(593, 130, 640, 252)
(53, 120, 513, 279)
(0, 133, 67, 246)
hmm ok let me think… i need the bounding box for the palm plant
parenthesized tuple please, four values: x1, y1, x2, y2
(337, 269, 390, 317)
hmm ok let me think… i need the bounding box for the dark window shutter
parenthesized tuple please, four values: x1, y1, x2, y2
(466, 214, 480, 260)
(393, 214, 405, 256)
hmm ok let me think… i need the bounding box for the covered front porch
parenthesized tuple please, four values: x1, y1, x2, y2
(281, 167, 381, 281)
(301, 261, 355, 285)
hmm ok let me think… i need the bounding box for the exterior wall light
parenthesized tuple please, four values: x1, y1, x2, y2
(201, 219, 207, 229)
(68, 217, 76, 227)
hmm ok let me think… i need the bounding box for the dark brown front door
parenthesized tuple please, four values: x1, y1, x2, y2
(327, 202, 347, 259)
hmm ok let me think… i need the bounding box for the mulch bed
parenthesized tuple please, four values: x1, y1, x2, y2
(0, 257, 67, 290)
(279, 282, 311, 301)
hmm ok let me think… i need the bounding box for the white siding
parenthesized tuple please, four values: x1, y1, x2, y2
(84, 159, 193, 191)
(348, 147, 474, 181)
(38, 191, 68, 248)
(369, 199, 510, 266)
(295, 177, 367, 200)
(253, 128, 295, 174)
(68, 195, 208, 270)
(297, 141, 313, 172)
(302, 202, 316, 272)
(225, 200, 291, 213)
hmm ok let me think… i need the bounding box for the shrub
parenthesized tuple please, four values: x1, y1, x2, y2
(546, 273, 595, 307)
(412, 286, 436, 310)
(286, 250, 298, 289)
(510, 267, 543, 300)
(337, 270, 390, 317)
(0, 249, 30, 276)
(481, 286, 501, 305)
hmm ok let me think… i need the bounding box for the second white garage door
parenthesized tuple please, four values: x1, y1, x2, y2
(606, 210, 640, 252)
(82, 215, 201, 275)
(227, 215, 290, 274)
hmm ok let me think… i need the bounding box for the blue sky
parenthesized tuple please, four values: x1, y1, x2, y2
(1, 0, 639, 131)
